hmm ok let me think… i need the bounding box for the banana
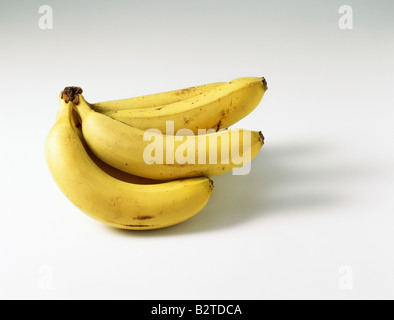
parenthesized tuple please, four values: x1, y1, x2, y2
(73, 91, 264, 181)
(91, 81, 225, 113)
(85, 133, 164, 185)
(45, 95, 214, 230)
(99, 77, 267, 134)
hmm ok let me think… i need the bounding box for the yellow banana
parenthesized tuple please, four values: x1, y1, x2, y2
(74, 92, 264, 181)
(45, 95, 214, 230)
(91, 81, 225, 112)
(86, 135, 164, 185)
(99, 77, 267, 134)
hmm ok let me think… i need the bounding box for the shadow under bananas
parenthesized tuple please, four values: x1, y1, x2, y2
(107, 141, 358, 236)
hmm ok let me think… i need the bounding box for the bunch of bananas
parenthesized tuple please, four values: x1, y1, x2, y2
(45, 77, 268, 230)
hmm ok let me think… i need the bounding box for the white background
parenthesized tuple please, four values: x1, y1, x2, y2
(1, 0, 393, 299)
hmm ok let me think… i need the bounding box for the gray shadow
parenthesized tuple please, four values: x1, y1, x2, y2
(106, 141, 362, 237)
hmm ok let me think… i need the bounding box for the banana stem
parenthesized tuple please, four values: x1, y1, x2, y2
(61, 86, 83, 105)
(60, 86, 92, 120)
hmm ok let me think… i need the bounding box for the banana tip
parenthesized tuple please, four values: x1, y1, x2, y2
(262, 78, 268, 91)
(208, 177, 214, 191)
(259, 131, 265, 144)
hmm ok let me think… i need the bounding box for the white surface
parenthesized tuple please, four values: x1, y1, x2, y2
(1, 0, 393, 299)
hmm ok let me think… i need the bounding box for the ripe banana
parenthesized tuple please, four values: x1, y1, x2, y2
(45, 96, 214, 230)
(86, 136, 164, 185)
(74, 93, 264, 181)
(91, 81, 225, 112)
(99, 77, 267, 135)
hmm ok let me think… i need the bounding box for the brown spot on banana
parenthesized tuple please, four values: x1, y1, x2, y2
(215, 120, 222, 131)
(183, 117, 191, 124)
(133, 215, 154, 220)
(122, 224, 154, 228)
